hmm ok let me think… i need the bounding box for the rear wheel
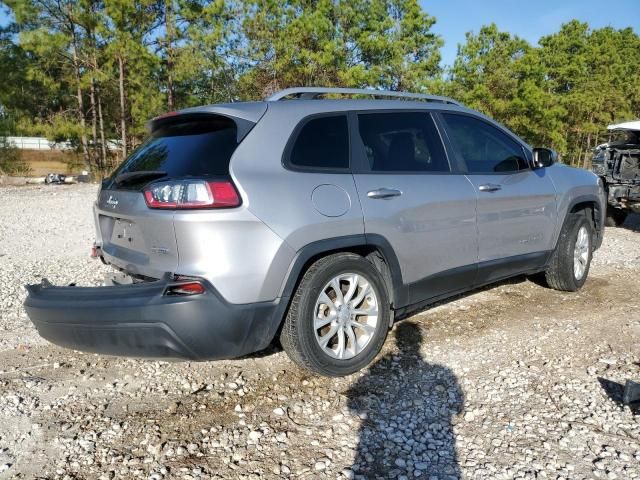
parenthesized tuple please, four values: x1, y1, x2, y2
(544, 212, 594, 292)
(280, 253, 391, 377)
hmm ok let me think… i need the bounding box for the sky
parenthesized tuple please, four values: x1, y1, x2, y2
(1, 1, 639, 68)
(424, 0, 640, 66)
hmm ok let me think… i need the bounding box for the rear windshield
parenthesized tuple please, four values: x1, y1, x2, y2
(108, 116, 240, 189)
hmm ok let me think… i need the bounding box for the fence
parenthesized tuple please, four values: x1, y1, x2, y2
(3, 136, 121, 151)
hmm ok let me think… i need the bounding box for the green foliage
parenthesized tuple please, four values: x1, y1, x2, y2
(449, 22, 640, 165)
(0, 137, 30, 175)
(537, 21, 640, 165)
(0, 1, 638, 171)
(448, 24, 565, 154)
(237, 0, 442, 97)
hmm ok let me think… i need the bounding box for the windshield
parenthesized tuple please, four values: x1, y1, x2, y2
(108, 116, 240, 190)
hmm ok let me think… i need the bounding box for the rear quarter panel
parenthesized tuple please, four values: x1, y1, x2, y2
(230, 104, 366, 298)
(173, 208, 295, 304)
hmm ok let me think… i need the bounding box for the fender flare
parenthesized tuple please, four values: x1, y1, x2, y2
(258, 234, 407, 347)
(278, 234, 406, 306)
(556, 193, 605, 250)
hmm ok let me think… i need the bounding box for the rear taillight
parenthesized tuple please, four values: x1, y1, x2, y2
(143, 179, 240, 209)
(165, 282, 205, 296)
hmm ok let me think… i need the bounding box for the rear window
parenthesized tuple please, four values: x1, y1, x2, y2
(109, 116, 239, 188)
(287, 115, 349, 170)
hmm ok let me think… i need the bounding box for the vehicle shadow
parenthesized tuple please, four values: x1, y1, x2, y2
(345, 322, 464, 479)
(621, 213, 640, 232)
(597, 377, 640, 415)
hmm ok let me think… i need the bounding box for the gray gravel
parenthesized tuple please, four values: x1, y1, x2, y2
(0, 184, 639, 479)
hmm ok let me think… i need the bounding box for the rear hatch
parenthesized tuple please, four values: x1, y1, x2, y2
(97, 110, 260, 279)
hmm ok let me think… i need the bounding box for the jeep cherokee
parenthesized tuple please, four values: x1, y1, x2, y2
(24, 87, 607, 377)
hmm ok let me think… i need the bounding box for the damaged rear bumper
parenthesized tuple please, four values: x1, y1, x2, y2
(24, 274, 281, 360)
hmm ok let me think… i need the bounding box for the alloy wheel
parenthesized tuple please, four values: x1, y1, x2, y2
(313, 273, 379, 360)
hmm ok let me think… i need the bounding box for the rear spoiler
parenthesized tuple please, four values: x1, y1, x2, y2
(147, 102, 268, 143)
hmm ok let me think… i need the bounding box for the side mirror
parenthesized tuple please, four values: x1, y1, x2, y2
(532, 148, 557, 169)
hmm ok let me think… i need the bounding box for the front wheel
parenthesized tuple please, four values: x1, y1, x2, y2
(280, 253, 391, 377)
(544, 212, 594, 292)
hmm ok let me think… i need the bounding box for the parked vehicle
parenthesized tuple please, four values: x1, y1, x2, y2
(24, 87, 606, 377)
(591, 120, 640, 226)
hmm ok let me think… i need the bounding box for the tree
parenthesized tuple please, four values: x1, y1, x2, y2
(340, 0, 442, 91)
(238, 0, 442, 98)
(5, 0, 94, 167)
(448, 24, 564, 152)
(1, 1, 638, 174)
(102, 0, 163, 156)
(539, 21, 640, 165)
(155, 0, 238, 107)
(0, 134, 30, 175)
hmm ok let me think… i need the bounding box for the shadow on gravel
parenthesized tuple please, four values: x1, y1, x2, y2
(346, 322, 463, 479)
(621, 213, 640, 233)
(598, 377, 640, 414)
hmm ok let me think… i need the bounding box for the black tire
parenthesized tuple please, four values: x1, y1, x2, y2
(280, 252, 391, 377)
(544, 212, 594, 292)
(605, 206, 628, 227)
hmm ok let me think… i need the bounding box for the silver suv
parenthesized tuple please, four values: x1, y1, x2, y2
(25, 87, 606, 377)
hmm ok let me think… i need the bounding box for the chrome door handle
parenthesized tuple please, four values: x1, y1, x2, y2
(367, 188, 403, 199)
(478, 183, 502, 192)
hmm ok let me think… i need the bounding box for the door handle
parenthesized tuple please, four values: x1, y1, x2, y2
(478, 183, 502, 192)
(367, 188, 403, 199)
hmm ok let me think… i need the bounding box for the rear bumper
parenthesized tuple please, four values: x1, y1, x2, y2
(24, 274, 281, 360)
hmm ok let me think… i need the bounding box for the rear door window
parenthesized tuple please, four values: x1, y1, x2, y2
(287, 115, 349, 170)
(441, 113, 528, 173)
(357, 112, 449, 172)
(110, 116, 239, 188)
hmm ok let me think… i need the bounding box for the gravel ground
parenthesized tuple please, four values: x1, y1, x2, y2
(0, 184, 639, 480)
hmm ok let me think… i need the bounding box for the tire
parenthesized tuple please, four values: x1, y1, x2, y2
(280, 252, 391, 377)
(544, 212, 594, 292)
(605, 206, 628, 227)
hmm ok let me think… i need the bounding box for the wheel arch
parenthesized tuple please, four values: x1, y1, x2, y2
(557, 194, 604, 250)
(278, 234, 406, 308)
(259, 234, 406, 348)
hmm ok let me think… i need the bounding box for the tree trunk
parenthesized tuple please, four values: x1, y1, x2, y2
(118, 55, 128, 159)
(574, 131, 584, 167)
(583, 131, 592, 169)
(72, 44, 90, 171)
(165, 0, 175, 110)
(582, 112, 595, 170)
(97, 85, 107, 171)
(89, 77, 99, 167)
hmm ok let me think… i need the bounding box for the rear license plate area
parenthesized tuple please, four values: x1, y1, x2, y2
(110, 219, 144, 251)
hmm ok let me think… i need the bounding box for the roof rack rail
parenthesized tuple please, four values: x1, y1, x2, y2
(265, 87, 460, 105)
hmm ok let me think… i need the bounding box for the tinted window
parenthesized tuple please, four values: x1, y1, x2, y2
(441, 113, 528, 173)
(289, 115, 349, 169)
(357, 112, 449, 172)
(111, 116, 239, 188)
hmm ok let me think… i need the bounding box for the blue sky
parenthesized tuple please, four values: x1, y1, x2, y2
(1, 1, 638, 68)
(424, 0, 640, 66)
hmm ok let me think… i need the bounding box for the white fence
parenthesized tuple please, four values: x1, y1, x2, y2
(4, 136, 121, 151)
(5, 136, 72, 150)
